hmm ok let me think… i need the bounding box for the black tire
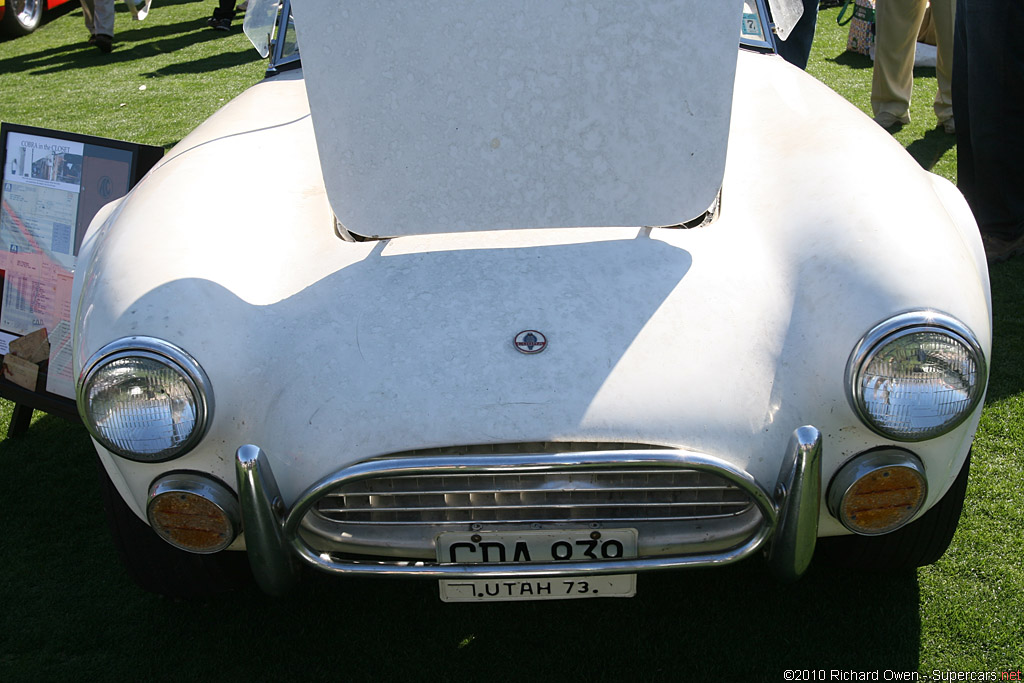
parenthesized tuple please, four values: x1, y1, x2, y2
(1, 0, 44, 37)
(816, 450, 971, 571)
(95, 457, 253, 599)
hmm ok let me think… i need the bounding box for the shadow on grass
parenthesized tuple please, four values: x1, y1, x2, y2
(247, 560, 923, 681)
(0, 413, 924, 681)
(905, 126, 956, 172)
(0, 15, 259, 77)
(829, 50, 874, 70)
(827, 56, 940, 79)
(912, 66, 937, 79)
(983, 258, 1024, 402)
(140, 47, 259, 77)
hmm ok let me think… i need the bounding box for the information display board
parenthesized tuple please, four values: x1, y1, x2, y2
(0, 123, 162, 427)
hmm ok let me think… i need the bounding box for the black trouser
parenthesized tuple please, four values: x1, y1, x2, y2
(775, 0, 819, 70)
(212, 0, 235, 21)
(953, 0, 1024, 240)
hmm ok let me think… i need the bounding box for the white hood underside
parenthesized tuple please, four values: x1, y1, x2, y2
(290, 0, 743, 238)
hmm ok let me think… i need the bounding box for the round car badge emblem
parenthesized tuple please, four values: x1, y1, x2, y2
(514, 330, 547, 354)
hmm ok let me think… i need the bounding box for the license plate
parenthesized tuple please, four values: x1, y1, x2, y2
(437, 528, 637, 602)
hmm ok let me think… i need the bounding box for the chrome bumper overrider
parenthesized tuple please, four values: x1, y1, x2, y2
(235, 427, 821, 595)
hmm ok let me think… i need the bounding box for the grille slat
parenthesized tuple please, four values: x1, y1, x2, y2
(324, 485, 739, 498)
(313, 465, 754, 526)
(350, 469, 714, 479)
(330, 500, 750, 513)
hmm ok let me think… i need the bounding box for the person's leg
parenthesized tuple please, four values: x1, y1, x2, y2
(79, 0, 96, 35)
(956, 0, 1024, 250)
(872, 0, 928, 123)
(80, 0, 114, 50)
(930, 0, 956, 126)
(776, 0, 818, 70)
(127, 0, 153, 22)
(209, 0, 236, 29)
(952, 0, 973, 198)
(93, 0, 115, 36)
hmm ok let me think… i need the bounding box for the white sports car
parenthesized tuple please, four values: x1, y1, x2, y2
(71, 0, 991, 601)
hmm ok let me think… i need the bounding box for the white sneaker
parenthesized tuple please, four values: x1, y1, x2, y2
(128, 0, 152, 21)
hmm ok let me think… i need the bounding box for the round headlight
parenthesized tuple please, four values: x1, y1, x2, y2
(78, 338, 213, 462)
(847, 312, 986, 442)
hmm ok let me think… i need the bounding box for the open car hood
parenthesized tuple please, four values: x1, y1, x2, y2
(290, 0, 742, 239)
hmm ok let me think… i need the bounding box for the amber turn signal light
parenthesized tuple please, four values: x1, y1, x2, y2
(147, 474, 240, 553)
(827, 450, 927, 535)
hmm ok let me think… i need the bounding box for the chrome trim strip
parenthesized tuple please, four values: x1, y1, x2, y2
(301, 513, 763, 559)
(76, 336, 214, 462)
(298, 536, 769, 579)
(322, 483, 742, 495)
(282, 449, 781, 579)
(316, 502, 753, 523)
(766, 426, 821, 581)
(845, 310, 988, 442)
(235, 445, 301, 596)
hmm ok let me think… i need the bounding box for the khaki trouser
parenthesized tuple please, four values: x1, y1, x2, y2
(871, 0, 956, 123)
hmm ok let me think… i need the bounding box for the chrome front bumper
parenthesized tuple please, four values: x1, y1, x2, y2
(235, 427, 822, 595)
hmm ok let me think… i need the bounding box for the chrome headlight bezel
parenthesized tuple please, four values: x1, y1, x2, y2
(77, 337, 213, 463)
(846, 311, 987, 442)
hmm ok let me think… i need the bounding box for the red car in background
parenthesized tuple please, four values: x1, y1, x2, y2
(1, 0, 74, 37)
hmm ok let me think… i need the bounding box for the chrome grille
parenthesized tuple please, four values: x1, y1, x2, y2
(313, 468, 754, 525)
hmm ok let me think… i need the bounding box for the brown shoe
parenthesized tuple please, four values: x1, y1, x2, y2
(982, 232, 1024, 263)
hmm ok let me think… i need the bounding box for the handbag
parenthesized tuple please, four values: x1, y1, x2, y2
(838, 0, 876, 58)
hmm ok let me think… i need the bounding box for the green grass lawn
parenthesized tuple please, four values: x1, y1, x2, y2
(0, 0, 265, 147)
(0, 4, 1022, 681)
